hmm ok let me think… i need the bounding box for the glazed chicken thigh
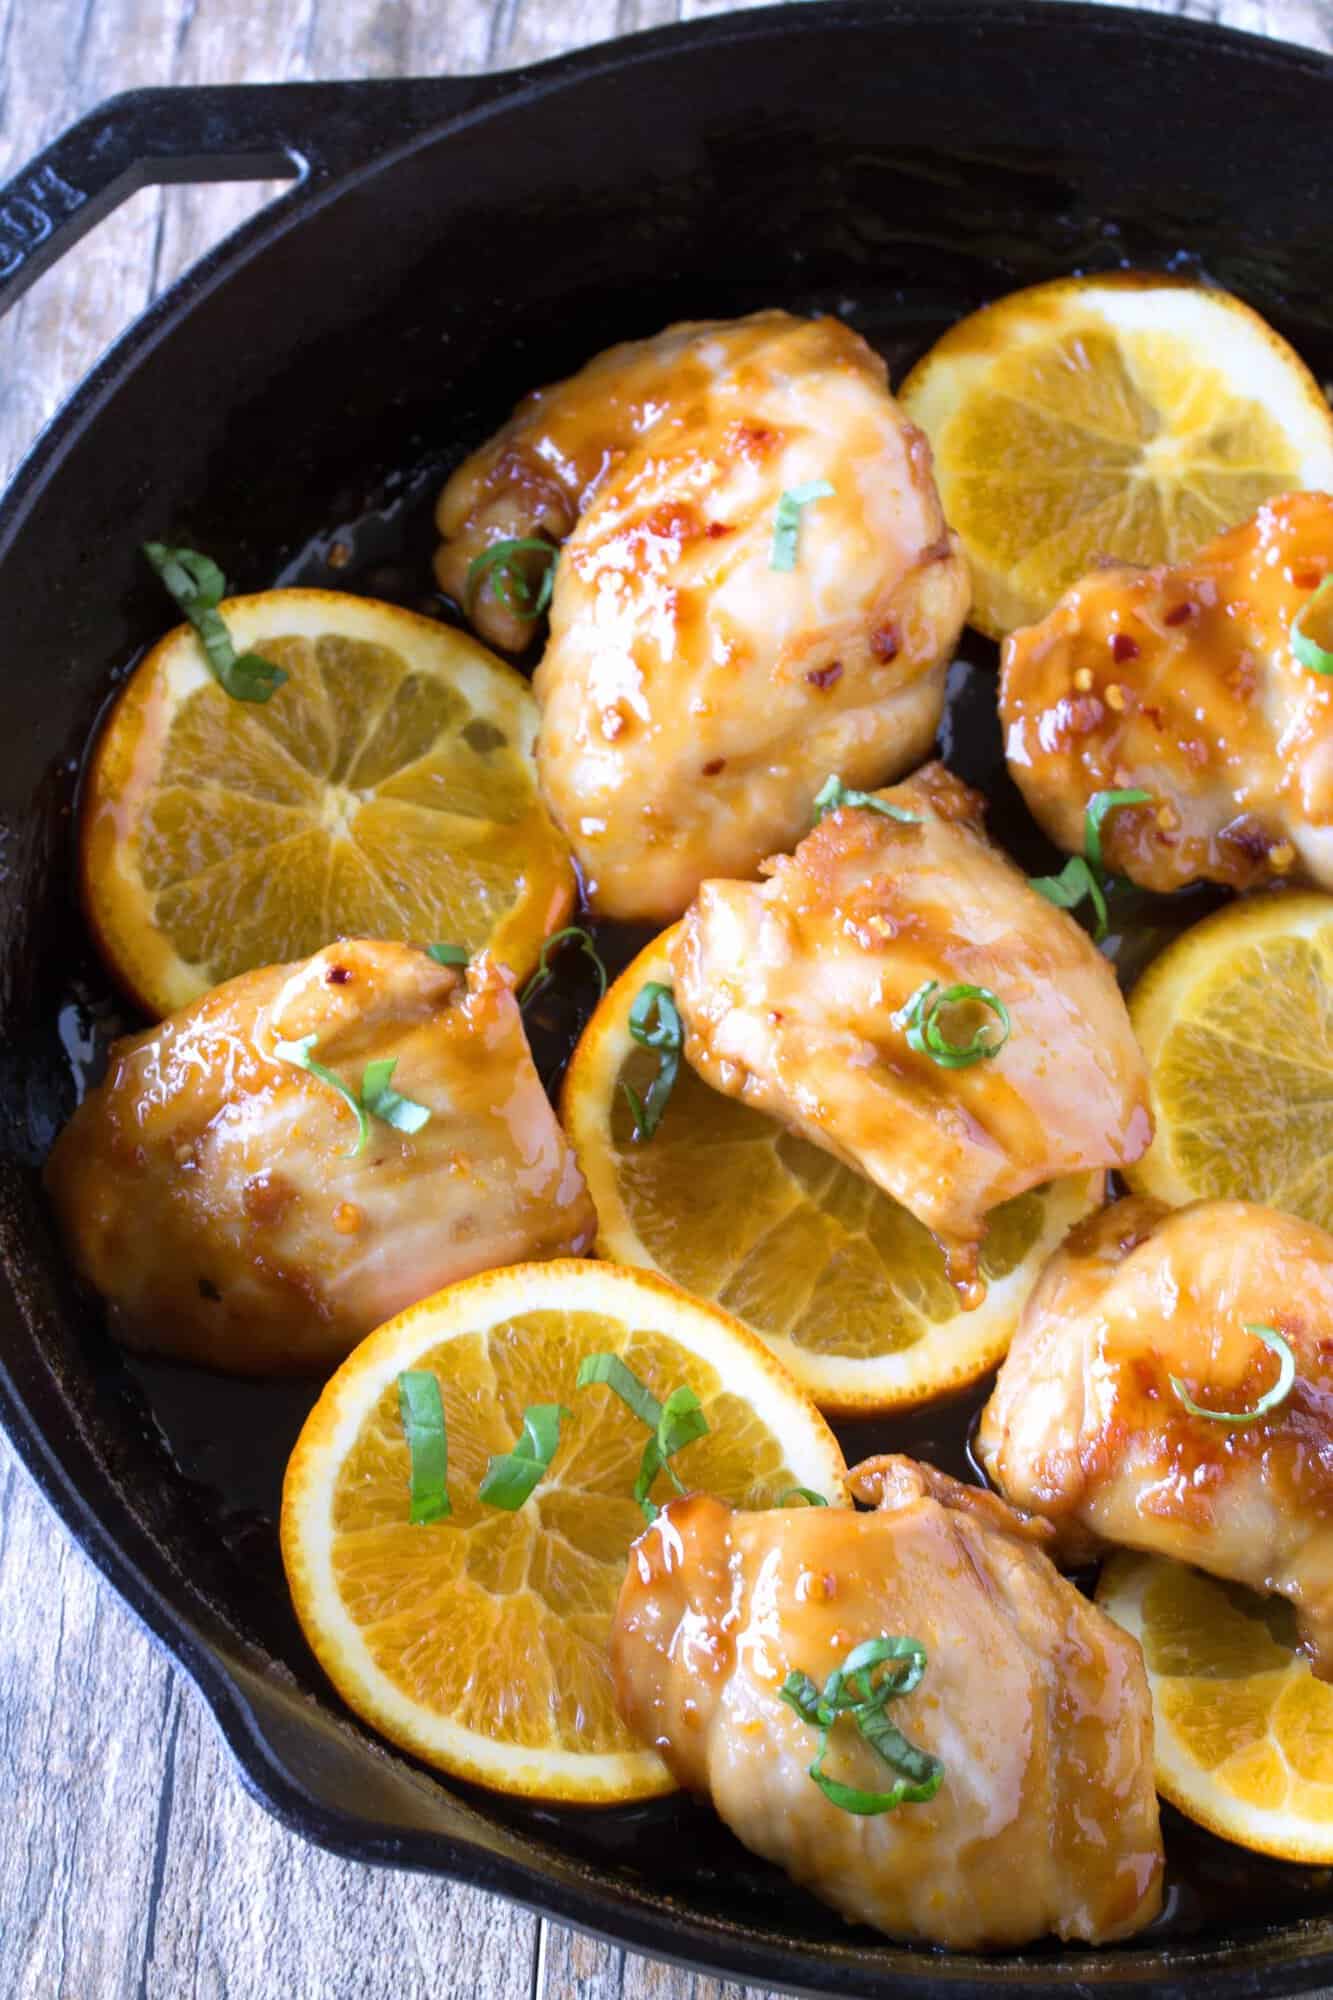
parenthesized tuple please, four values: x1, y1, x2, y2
(435, 311, 970, 918)
(612, 1456, 1163, 1948)
(668, 762, 1151, 1300)
(1001, 491, 1333, 893)
(978, 1196, 1333, 1673)
(46, 940, 595, 1373)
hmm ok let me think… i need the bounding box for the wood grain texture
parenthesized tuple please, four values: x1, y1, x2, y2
(2, 0, 1332, 1996)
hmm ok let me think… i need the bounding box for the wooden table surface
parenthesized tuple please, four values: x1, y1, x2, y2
(3, 0, 1332, 1993)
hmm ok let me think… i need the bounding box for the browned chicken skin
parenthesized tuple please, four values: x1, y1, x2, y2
(1001, 491, 1333, 893)
(611, 1457, 1163, 1948)
(435, 311, 970, 919)
(668, 762, 1151, 1299)
(978, 1196, 1333, 1674)
(45, 940, 595, 1373)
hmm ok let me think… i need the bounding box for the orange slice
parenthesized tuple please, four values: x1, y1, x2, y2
(280, 1259, 847, 1802)
(560, 929, 1103, 1414)
(899, 273, 1333, 638)
(1127, 892, 1333, 1228)
(82, 589, 574, 1016)
(1099, 1552, 1333, 1862)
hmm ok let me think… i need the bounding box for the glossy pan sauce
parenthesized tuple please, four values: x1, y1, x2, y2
(55, 290, 1332, 1952)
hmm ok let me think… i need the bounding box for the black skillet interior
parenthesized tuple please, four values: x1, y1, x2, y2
(5, 4, 1333, 1993)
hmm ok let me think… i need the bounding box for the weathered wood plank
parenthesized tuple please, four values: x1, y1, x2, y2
(1, 1440, 541, 1999)
(539, 1925, 775, 1999)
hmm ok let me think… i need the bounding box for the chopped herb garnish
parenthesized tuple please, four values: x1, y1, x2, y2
(575, 1351, 661, 1426)
(398, 1371, 451, 1522)
(780, 1487, 829, 1508)
(519, 926, 608, 1009)
(622, 982, 683, 1141)
(272, 1035, 431, 1155)
(893, 981, 1011, 1070)
(1084, 787, 1153, 876)
(478, 1403, 571, 1509)
(633, 1385, 708, 1519)
(273, 1034, 370, 1155)
(812, 775, 922, 826)
(426, 942, 469, 967)
(779, 1636, 944, 1816)
(1170, 1323, 1296, 1426)
(576, 1352, 708, 1522)
(1292, 577, 1333, 674)
(359, 1057, 431, 1137)
(143, 542, 287, 704)
(1028, 854, 1109, 939)
(464, 537, 558, 621)
(1029, 789, 1152, 943)
(771, 480, 835, 572)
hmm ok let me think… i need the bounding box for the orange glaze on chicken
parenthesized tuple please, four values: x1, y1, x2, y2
(45, 940, 595, 1373)
(669, 762, 1151, 1301)
(978, 1196, 1333, 1673)
(611, 1458, 1163, 1948)
(435, 311, 969, 919)
(1001, 490, 1333, 892)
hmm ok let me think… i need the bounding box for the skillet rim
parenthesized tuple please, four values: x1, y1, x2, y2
(5, 3, 1333, 1990)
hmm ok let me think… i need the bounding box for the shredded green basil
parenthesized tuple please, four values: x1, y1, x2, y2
(632, 1385, 708, 1519)
(426, 942, 469, 967)
(812, 774, 922, 826)
(359, 1057, 431, 1137)
(272, 1034, 370, 1155)
(1170, 1323, 1296, 1426)
(622, 982, 683, 1141)
(1028, 853, 1109, 938)
(780, 1487, 829, 1508)
(1292, 577, 1333, 674)
(770, 481, 835, 572)
(478, 1403, 571, 1509)
(575, 1352, 661, 1427)
(893, 980, 1011, 1069)
(519, 927, 608, 1009)
(143, 542, 287, 704)
(575, 1352, 709, 1522)
(779, 1636, 944, 1816)
(272, 1035, 430, 1155)
(397, 1371, 451, 1522)
(1084, 787, 1153, 876)
(1030, 789, 1152, 942)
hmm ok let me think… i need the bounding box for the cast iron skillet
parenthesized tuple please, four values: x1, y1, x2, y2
(4, 4, 1333, 1992)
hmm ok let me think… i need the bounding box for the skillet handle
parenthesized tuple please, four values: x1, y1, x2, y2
(0, 77, 506, 321)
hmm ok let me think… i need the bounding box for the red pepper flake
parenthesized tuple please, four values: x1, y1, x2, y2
(1294, 565, 1326, 591)
(1163, 602, 1196, 627)
(702, 757, 726, 776)
(325, 964, 352, 986)
(870, 624, 900, 663)
(805, 661, 843, 690)
(1219, 815, 1274, 861)
(1110, 633, 1140, 663)
(706, 521, 732, 540)
(1052, 694, 1106, 740)
(645, 503, 697, 542)
(730, 423, 776, 461)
